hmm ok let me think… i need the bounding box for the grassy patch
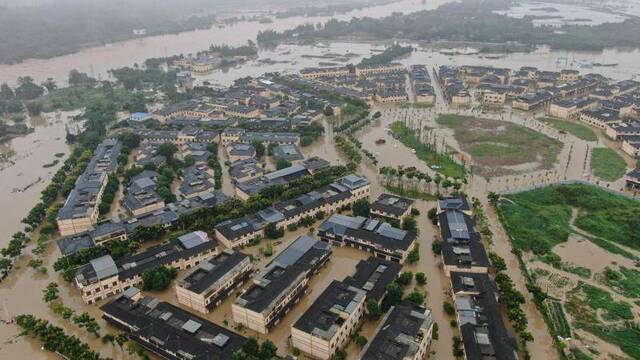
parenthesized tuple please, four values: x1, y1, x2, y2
(570, 348, 593, 360)
(383, 183, 437, 201)
(603, 267, 640, 298)
(437, 114, 561, 177)
(544, 299, 571, 338)
(539, 117, 597, 141)
(499, 184, 640, 253)
(590, 148, 627, 182)
(565, 282, 640, 359)
(581, 234, 638, 260)
(575, 283, 634, 321)
(390, 121, 465, 179)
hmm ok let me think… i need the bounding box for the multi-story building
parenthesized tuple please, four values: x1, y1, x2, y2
(343, 257, 401, 306)
(227, 143, 256, 162)
(216, 174, 370, 248)
(101, 293, 246, 360)
(580, 108, 622, 129)
(235, 164, 312, 200)
(451, 272, 519, 360)
(57, 139, 121, 236)
(122, 170, 165, 217)
(624, 169, 640, 190)
(370, 193, 414, 224)
(512, 90, 553, 111)
(355, 63, 404, 77)
(621, 135, 640, 157)
(75, 231, 217, 304)
(301, 67, 351, 80)
(291, 280, 366, 360)
(359, 304, 434, 360)
(548, 98, 597, 119)
(176, 250, 252, 314)
(317, 214, 416, 264)
(437, 196, 472, 216)
(232, 235, 332, 334)
(439, 209, 490, 276)
(606, 121, 640, 140)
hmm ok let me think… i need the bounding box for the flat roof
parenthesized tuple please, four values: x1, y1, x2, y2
(101, 295, 246, 359)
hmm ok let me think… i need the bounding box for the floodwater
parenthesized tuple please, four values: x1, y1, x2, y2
(0, 111, 78, 239)
(0, 0, 452, 86)
(494, 1, 628, 27)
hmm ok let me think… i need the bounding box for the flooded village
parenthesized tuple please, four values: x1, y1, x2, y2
(1, 1, 640, 360)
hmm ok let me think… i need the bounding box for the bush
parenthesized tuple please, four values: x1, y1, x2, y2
(432, 240, 443, 255)
(397, 271, 413, 286)
(405, 289, 425, 305)
(415, 272, 427, 285)
(141, 266, 178, 291)
(354, 334, 368, 347)
(443, 301, 456, 316)
(352, 199, 370, 217)
(407, 244, 420, 263)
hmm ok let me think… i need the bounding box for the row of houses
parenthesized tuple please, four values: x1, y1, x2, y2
(56, 139, 122, 236)
(410, 64, 435, 104)
(150, 75, 328, 123)
(57, 190, 229, 256)
(214, 173, 370, 247)
(300, 63, 409, 104)
(74, 231, 217, 304)
(436, 197, 519, 360)
(436, 66, 471, 107)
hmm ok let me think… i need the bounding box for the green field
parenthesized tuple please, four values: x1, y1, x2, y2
(591, 148, 627, 182)
(603, 267, 640, 299)
(498, 184, 640, 254)
(390, 121, 466, 179)
(565, 283, 640, 359)
(499, 184, 640, 359)
(539, 117, 598, 141)
(436, 114, 562, 177)
(544, 299, 571, 338)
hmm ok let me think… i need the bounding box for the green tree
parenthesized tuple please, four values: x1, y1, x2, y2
(158, 142, 178, 160)
(432, 240, 443, 255)
(382, 281, 403, 311)
(405, 289, 425, 305)
(416, 272, 427, 285)
(397, 271, 413, 286)
(141, 266, 178, 291)
(366, 299, 382, 319)
(264, 223, 284, 239)
(443, 301, 456, 316)
(402, 217, 418, 233)
(42, 282, 59, 303)
(275, 158, 291, 170)
(407, 243, 420, 264)
(354, 334, 368, 347)
(252, 141, 265, 158)
(352, 198, 370, 217)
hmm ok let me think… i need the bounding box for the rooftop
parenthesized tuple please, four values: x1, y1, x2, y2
(178, 250, 249, 295)
(293, 280, 366, 339)
(371, 193, 414, 217)
(100, 295, 246, 359)
(360, 304, 434, 360)
(343, 257, 401, 303)
(235, 235, 331, 313)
